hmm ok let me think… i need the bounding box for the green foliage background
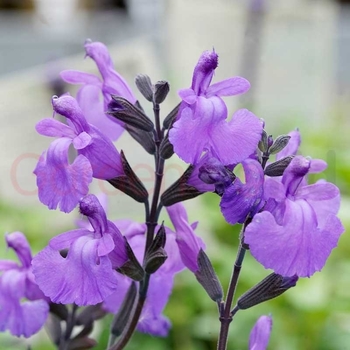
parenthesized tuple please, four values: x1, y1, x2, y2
(0, 114, 349, 350)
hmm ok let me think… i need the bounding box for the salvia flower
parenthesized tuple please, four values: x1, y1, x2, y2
(32, 195, 128, 306)
(169, 49, 263, 164)
(220, 158, 265, 224)
(244, 156, 344, 277)
(166, 203, 205, 273)
(103, 218, 185, 337)
(249, 315, 273, 350)
(61, 40, 137, 141)
(34, 95, 124, 213)
(0, 232, 49, 337)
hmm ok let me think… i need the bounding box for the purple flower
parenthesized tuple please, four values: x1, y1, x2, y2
(61, 40, 137, 141)
(249, 315, 272, 350)
(166, 203, 205, 273)
(103, 218, 185, 336)
(0, 232, 49, 337)
(32, 195, 128, 306)
(169, 50, 263, 164)
(220, 158, 265, 224)
(244, 156, 344, 277)
(34, 95, 124, 213)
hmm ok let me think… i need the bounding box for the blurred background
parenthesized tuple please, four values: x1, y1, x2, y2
(0, 0, 350, 349)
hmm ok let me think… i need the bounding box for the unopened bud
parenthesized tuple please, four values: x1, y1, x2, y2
(195, 249, 223, 302)
(159, 133, 174, 159)
(108, 96, 154, 132)
(258, 130, 268, 153)
(236, 273, 298, 310)
(135, 74, 153, 102)
(269, 135, 291, 155)
(144, 225, 168, 274)
(264, 156, 294, 177)
(161, 166, 203, 206)
(154, 80, 170, 104)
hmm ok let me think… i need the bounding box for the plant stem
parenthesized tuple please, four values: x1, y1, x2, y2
(108, 101, 166, 350)
(217, 223, 248, 350)
(58, 304, 78, 350)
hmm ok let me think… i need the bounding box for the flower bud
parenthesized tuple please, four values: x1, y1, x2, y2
(236, 273, 298, 310)
(154, 80, 170, 104)
(195, 249, 223, 302)
(135, 74, 153, 102)
(264, 156, 294, 177)
(144, 225, 168, 274)
(269, 135, 291, 155)
(159, 133, 174, 159)
(108, 96, 154, 132)
(258, 130, 268, 153)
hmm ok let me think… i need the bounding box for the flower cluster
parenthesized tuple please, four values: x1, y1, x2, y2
(0, 40, 344, 350)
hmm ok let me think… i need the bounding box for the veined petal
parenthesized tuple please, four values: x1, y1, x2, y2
(36, 118, 76, 139)
(32, 236, 118, 306)
(49, 229, 91, 250)
(296, 183, 339, 202)
(245, 199, 342, 277)
(60, 70, 102, 86)
(34, 138, 93, 213)
(210, 109, 263, 164)
(169, 106, 208, 164)
(221, 159, 264, 224)
(77, 84, 124, 141)
(206, 76, 250, 97)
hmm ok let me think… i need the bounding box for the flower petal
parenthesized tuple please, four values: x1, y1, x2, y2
(221, 159, 264, 224)
(32, 236, 118, 305)
(34, 138, 93, 213)
(249, 315, 272, 350)
(166, 203, 204, 273)
(210, 109, 263, 164)
(245, 199, 342, 277)
(137, 273, 173, 337)
(6, 232, 32, 268)
(60, 70, 102, 86)
(77, 84, 124, 141)
(206, 76, 250, 97)
(36, 118, 76, 138)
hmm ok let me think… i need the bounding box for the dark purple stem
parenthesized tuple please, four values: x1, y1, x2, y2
(217, 224, 248, 350)
(108, 101, 165, 350)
